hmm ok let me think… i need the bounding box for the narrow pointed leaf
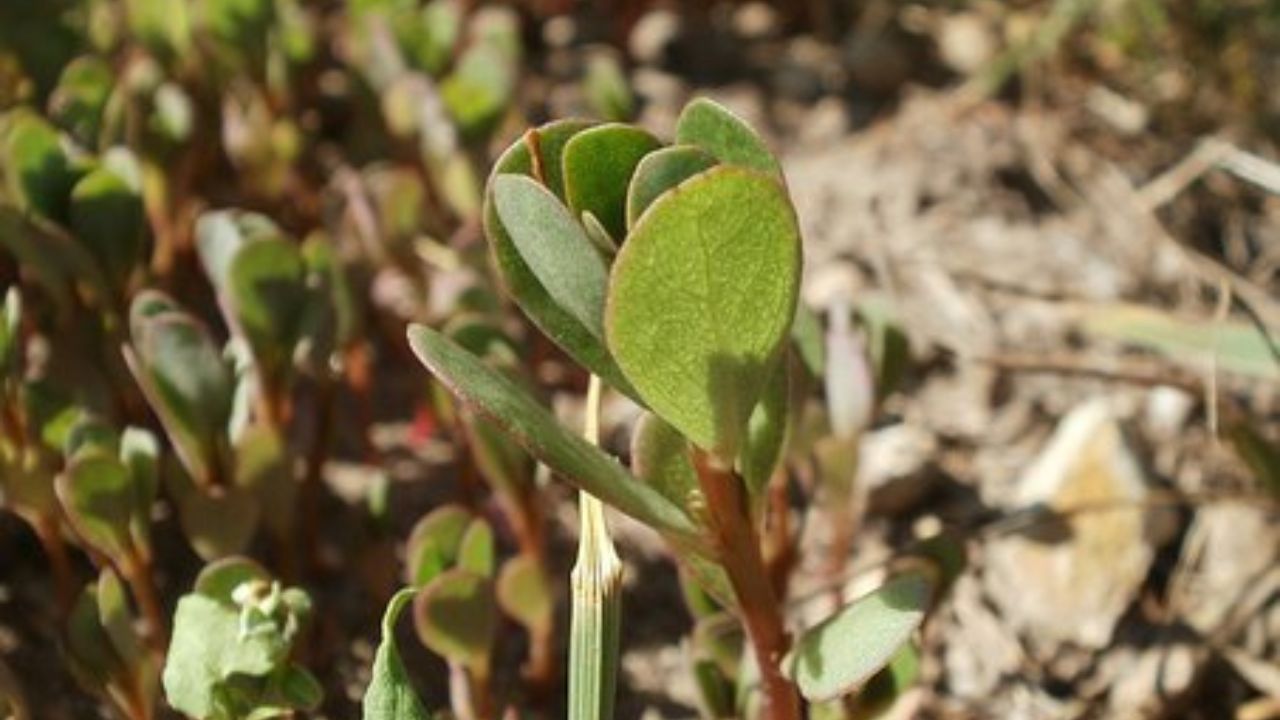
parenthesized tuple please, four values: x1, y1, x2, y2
(407, 325, 699, 545)
(562, 123, 660, 239)
(783, 572, 933, 702)
(605, 166, 801, 459)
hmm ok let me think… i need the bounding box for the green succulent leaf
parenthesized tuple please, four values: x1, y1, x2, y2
(194, 557, 271, 603)
(562, 123, 660, 240)
(413, 569, 495, 674)
(233, 425, 292, 537)
(441, 43, 513, 139)
(69, 165, 147, 296)
(625, 144, 717, 229)
(457, 519, 496, 578)
(362, 589, 432, 720)
(166, 464, 260, 561)
(0, 287, 19, 374)
(675, 98, 781, 176)
(65, 582, 123, 690)
(496, 555, 552, 636)
(605, 166, 801, 459)
(783, 572, 933, 702)
(226, 238, 309, 378)
(95, 568, 147, 675)
(484, 121, 639, 398)
(740, 352, 791, 500)
(405, 504, 472, 587)
(123, 0, 192, 58)
(407, 325, 700, 547)
(584, 51, 635, 123)
(56, 451, 138, 559)
(48, 56, 114, 147)
(1, 110, 81, 220)
(481, 120, 645, 394)
(164, 566, 316, 720)
(631, 412, 699, 513)
(492, 173, 610, 340)
(127, 296, 234, 486)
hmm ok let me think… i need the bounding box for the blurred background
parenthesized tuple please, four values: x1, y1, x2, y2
(1, 1, 1278, 718)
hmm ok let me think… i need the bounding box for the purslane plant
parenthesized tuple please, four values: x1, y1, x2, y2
(402, 98, 945, 719)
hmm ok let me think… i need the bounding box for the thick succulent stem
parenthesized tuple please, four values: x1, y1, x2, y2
(694, 452, 801, 720)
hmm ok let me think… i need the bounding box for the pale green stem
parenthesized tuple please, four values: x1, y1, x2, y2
(568, 375, 623, 720)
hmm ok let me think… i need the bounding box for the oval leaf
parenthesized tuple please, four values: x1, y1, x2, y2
(783, 572, 932, 702)
(413, 569, 495, 672)
(483, 121, 638, 398)
(675, 98, 780, 176)
(605, 166, 801, 458)
(492, 174, 609, 339)
(626, 144, 717, 229)
(562, 123, 660, 239)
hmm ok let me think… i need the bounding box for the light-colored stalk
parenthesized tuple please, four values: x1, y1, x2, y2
(568, 375, 623, 720)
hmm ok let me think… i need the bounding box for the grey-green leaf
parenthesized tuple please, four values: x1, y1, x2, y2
(675, 98, 781, 176)
(605, 166, 801, 459)
(562, 123, 660, 239)
(492, 174, 610, 340)
(783, 572, 933, 702)
(363, 589, 432, 720)
(631, 412, 699, 513)
(407, 324, 700, 546)
(625, 145, 717, 229)
(740, 352, 790, 500)
(483, 121, 638, 398)
(413, 569, 495, 673)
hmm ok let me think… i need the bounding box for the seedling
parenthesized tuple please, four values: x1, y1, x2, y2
(65, 568, 158, 720)
(406, 98, 943, 719)
(162, 557, 321, 720)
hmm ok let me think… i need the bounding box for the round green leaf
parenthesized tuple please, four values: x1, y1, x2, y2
(496, 555, 551, 635)
(69, 166, 147, 294)
(675, 98, 780, 176)
(405, 504, 472, 587)
(605, 166, 801, 458)
(783, 572, 933, 702)
(562, 123, 660, 240)
(625, 144, 717, 229)
(227, 238, 308, 376)
(412, 569, 495, 672)
(56, 452, 137, 559)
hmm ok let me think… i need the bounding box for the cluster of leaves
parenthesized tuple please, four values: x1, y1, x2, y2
(0, 0, 534, 717)
(396, 97, 962, 719)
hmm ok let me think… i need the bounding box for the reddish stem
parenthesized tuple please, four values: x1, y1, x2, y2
(121, 552, 168, 653)
(34, 514, 76, 616)
(693, 452, 801, 720)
